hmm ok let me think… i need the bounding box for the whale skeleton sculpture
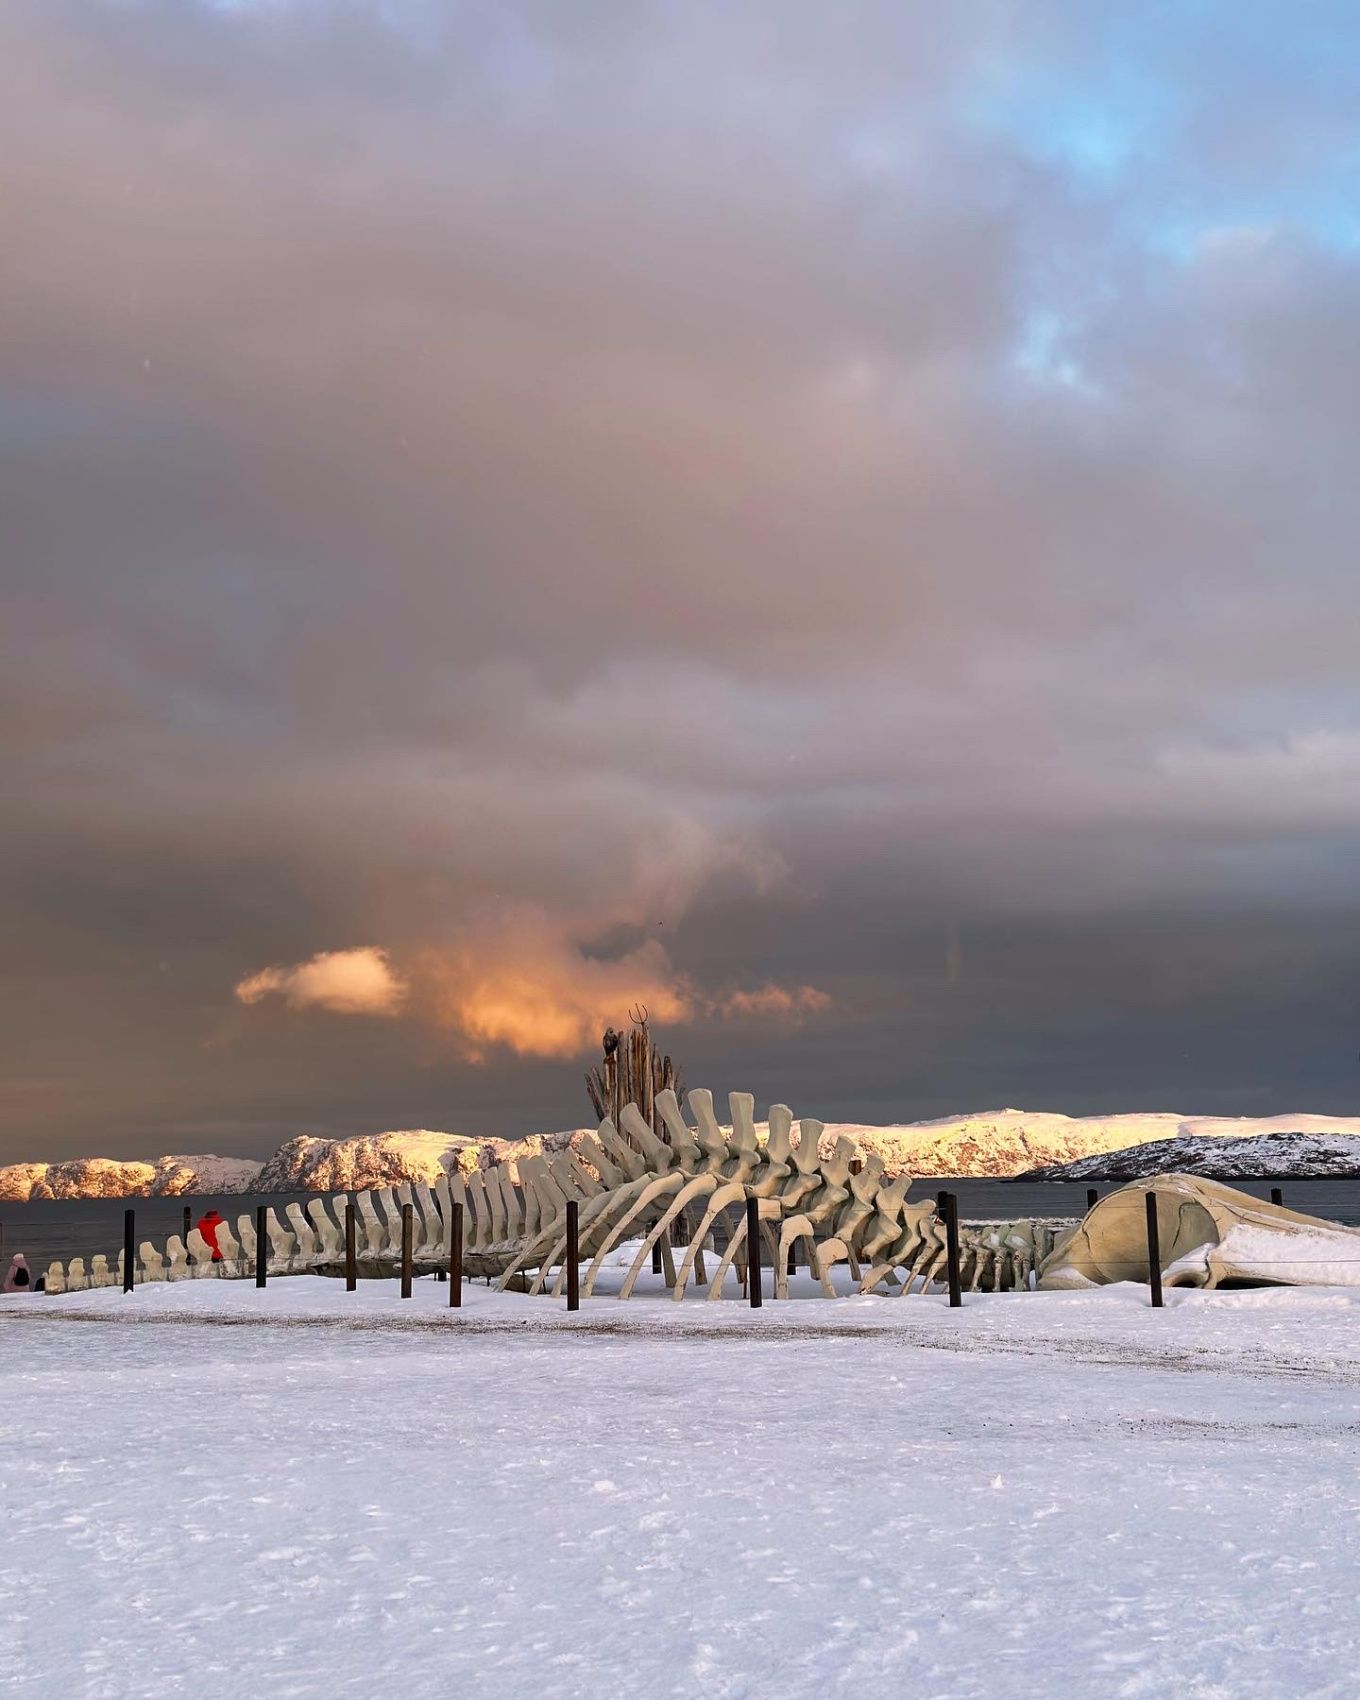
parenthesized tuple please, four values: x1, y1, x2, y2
(39, 1089, 1058, 1298)
(37, 1090, 1360, 1298)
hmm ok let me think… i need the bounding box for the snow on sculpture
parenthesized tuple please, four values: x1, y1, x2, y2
(34, 1089, 1360, 1299)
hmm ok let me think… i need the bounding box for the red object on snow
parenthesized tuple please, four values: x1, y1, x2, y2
(197, 1210, 225, 1262)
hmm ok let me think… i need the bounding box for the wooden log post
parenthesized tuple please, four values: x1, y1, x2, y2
(1145, 1190, 1164, 1308)
(943, 1192, 963, 1308)
(345, 1200, 357, 1291)
(746, 1195, 762, 1309)
(255, 1204, 268, 1288)
(563, 1199, 580, 1310)
(123, 1208, 135, 1293)
(566, 1199, 580, 1311)
(449, 1201, 463, 1309)
(400, 1203, 414, 1299)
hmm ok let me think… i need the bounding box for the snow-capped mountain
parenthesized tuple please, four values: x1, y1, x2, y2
(252, 1129, 557, 1192)
(0, 1153, 261, 1202)
(1020, 1129, 1360, 1181)
(838, 1109, 1360, 1178)
(5, 1108, 1360, 1200)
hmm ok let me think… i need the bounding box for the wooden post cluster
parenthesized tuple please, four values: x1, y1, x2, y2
(255, 1204, 268, 1288)
(123, 1209, 135, 1293)
(1145, 1190, 1163, 1308)
(584, 1013, 681, 1138)
(566, 1199, 580, 1311)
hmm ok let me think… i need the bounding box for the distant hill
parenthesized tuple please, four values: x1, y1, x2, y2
(1018, 1129, 1360, 1182)
(0, 1153, 261, 1201)
(5, 1108, 1360, 1200)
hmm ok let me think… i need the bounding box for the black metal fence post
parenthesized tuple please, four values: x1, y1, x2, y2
(746, 1195, 762, 1309)
(1086, 1188, 1099, 1212)
(345, 1200, 357, 1291)
(255, 1204, 268, 1288)
(400, 1203, 414, 1298)
(1145, 1190, 1164, 1308)
(651, 1232, 663, 1275)
(449, 1201, 463, 1309)
(566, 1199, 580, 1311)
(123, 1208, 135, 1293)
(182, 1205, 192, 1246)
(1270, 1186, 1283, 1207)
(943, 1192, 963, 1308)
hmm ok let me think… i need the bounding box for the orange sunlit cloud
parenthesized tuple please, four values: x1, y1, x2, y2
(234, 926, 829, 1061)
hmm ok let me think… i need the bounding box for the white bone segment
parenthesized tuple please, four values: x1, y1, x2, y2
(412, 1184, 442, 1256)
(214, 1219, 241, 1271)
(286, 1203, 321, 1265)
(264, 1210, 295, 1272)
(185, 1229, 216, 1275)
(307, 1198, 343, 1263)
(355, 1192, 384, 1259)
(371, 1190, 402, 1257)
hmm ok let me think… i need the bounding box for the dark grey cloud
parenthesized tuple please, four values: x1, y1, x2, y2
(5, 0, 1360, 1162)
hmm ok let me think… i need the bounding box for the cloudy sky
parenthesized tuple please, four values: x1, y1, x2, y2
(5, 0, 1360, 1163)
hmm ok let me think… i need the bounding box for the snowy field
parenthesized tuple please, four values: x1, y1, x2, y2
(3, 1267, 1360, 1700)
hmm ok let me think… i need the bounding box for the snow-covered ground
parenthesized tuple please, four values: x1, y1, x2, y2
(4, 1268, 1359, 1699)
